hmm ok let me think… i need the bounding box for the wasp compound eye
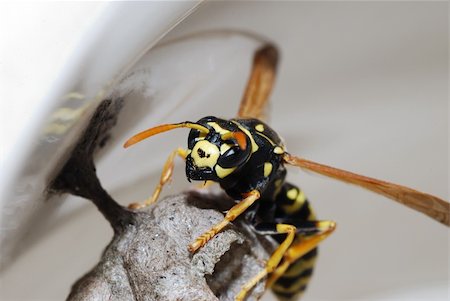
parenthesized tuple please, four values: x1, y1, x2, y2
(218, 146, 247, 168)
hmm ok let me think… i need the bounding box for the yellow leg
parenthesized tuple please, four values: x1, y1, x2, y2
(266, 220, 336, 288)
(188, 190, 260, 253)
(236, 224, 296, 301)
(128, 148, 188, 210)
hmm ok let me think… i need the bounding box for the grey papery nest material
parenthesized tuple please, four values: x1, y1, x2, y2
(67, 191, 274, 301)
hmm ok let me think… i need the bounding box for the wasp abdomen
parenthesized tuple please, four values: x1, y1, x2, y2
(272, 182, 318, 300)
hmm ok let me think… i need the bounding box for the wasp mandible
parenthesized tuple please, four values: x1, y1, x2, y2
(124, 44, 449, 301)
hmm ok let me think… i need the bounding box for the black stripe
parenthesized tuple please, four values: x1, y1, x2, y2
(290, 198, 312, 219)
(275, 268, 314, 288)
(273, 286, 307, 299)
(279, 196, 296, 206)
(276, 183, 298, 206)
(253, 222, 278, 234)
(278, 188, 298, 205)
(272, 291, 297, 300)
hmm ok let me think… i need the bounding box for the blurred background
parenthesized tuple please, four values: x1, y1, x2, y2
(0, 2, 448, 301)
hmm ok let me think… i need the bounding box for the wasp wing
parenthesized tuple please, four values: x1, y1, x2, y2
(283, 153, 449, 226)
(237, 44, 278, 121)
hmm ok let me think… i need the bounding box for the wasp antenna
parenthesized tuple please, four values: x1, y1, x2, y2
(124, 122, 209, 148)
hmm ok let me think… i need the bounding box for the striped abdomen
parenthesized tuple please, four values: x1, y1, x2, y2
(271, 183, 318, 301)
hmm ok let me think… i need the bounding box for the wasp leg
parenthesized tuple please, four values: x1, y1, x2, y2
(188, 190, 260, 253)
(236, 223, 296, 301)
(128, 148, 188, 210)
(267, 220, 336, 289)
(237, 44, 278, 121)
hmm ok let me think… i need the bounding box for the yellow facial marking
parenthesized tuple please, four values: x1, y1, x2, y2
(191, 140, 220, 168)
(255, 124, 265, 132)
(273, 146, 284, 154)
(215, 165, 236, 178)
(287, 188, 298, 200)
(282, 190, 306, 214)
(207, 122, 230, 135)
(264, 162, 273, 177)
(220, 143, 231, 155)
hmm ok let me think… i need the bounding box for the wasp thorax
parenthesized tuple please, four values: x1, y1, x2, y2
(191, 140, 220, 168)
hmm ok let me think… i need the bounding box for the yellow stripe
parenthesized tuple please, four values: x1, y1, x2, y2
(287, 188, 298, 200)
(281, 190, 306, 214)
(282, 256, 317, 278)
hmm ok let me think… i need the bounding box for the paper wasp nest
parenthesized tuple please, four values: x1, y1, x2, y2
(67, 192, 273, 301)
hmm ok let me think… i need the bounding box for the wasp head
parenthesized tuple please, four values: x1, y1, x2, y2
(123, 116, 251, 183)
(185, 117, 251, 182)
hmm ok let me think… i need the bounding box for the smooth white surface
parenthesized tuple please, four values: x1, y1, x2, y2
(0, 2, 448, 301)
(0, 0, 202, 274)
(0, 2, 105, 198)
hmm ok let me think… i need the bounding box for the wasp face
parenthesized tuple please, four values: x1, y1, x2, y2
(185, 117, 251, 182)
(186, 140, 220, 181)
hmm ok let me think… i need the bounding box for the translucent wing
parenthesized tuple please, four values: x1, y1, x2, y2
(283, 153, 450, 226)
(237, 44, 278, 121)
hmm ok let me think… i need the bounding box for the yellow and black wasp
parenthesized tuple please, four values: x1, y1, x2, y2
(123, 45, 449, 300)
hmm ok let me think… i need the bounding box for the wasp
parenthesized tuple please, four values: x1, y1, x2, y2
(124, 45, 449, 301)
